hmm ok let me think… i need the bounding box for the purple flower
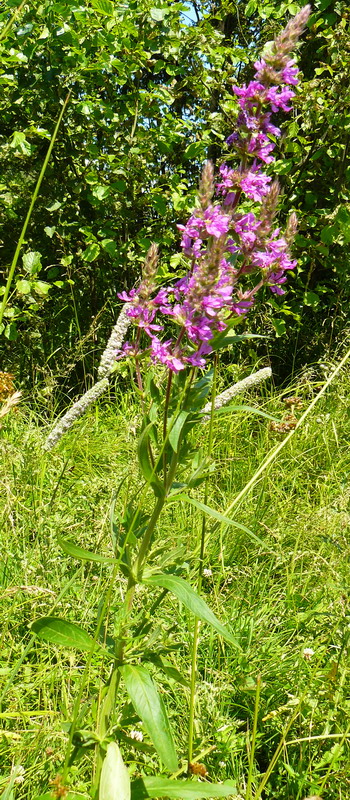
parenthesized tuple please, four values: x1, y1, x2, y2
(281, 60, 299, 85)
(118, 288, 138, 302)
(266, 86, 295, 113)
(230, 299, 255, 316)
(234, 213, 261, 249)
(241, 169, 272, 202)
(232, 81, 266, 110)
(178, 206, 231, 259)
(186, 343, 212, 367)
(150, 337, 186, 372)
(261, 113, 281, 137)
(204, 206, 231, 237)
(247, 135, 275, 164)
(268, 270, 288, 294)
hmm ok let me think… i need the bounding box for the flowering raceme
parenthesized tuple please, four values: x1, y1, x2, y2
(117, 6, 310, 373)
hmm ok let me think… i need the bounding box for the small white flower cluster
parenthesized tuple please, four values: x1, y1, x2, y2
(98, 303, 131, 379)
(11, 765, 25, 784)
(201, 367, 272, 420)
(203, 567, 213, 577)
(303, 647, 314, 660)
(43, 304, 131, 450)
(129, 729, 143, 742)
(43, 378, 109, 451)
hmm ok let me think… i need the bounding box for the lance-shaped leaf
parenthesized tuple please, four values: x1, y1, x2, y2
(131, 776, 238, 799)
(32, 617, 98, 653)
(57, 536, 117, 565)
(166, 494, 268, 550)
(120, 664, 178, 772)
(211, 330, 266, 351)
(100, 742, 131, 800)
(208, 405, 278, 422)
(137, 423, 164, 497)
(168, 410, 189, 453)
(142, 574, 240, 648)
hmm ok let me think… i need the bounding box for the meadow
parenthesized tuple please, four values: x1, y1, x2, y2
(1, 350, 349, 800)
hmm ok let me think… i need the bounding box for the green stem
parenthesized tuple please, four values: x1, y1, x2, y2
(163, 368, 173, 482)
(93, 576, 136, 790)
(62, 562, 119, 782)
(187, 355, 218, 768)
(0, 0, 26, 42)
(187, 618, 199, 767)
(246, 674, 261, 800)
(0, 91, 71, 329)
(134, 450, 179, 577)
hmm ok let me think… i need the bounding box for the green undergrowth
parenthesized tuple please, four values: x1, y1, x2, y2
(0, 362, 349, 800)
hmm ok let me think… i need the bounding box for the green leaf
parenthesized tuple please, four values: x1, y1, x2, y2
(102, 239, 117, 256)
(131, 777, 237, 799)
(32, 617, 97, 652)
(142, 573, 239, 648)
(245, 0, 257, 15)
(91, 184, 110, 201)
(168, 411, 189, 453)
(146, 654, 189, 687)
(90, 0, 115, 15)
(16, 279, 31, 295)
(150, 8, 167, 21)
(167, 494, 263, 543)
(271, 317, 287, 337)
(303, 290, 320, 308)
(211, 331, 266, 351)
(120, 664, 178, 771)
(320, 225, 337, 244)
(10, 130, 31, 155)
(33, 795, 82, 800)
(137, 423, 163, 497)
(45, 201, 61, 212)
(57, 535, 117, 565)
(4, 322, 17, 341)
(100, 742, 131, 800)
(33, 281, 51, 296)
(152, 194, 167, 215)
(32, 795, 55, 800)
(22, 251, 42, 275)
(81, 242, 100, 262)
(184, 141, 203, 160)
(210, 405, 278, 422)
(44, 226, 56, 238)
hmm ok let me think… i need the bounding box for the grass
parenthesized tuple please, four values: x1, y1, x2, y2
(0, 358, 349, 800)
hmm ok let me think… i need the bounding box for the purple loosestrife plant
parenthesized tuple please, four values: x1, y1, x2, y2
(117, 7, 310, 375)
(37, 9, 310, 797)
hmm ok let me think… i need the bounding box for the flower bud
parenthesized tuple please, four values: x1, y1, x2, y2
(199, 160, 215, 209)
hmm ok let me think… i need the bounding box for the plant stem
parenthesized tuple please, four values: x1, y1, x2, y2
(187, 355, 218, 768)
(0, 91, 71, 330)
(246, 674, 261, 800)
(62, 562, 120, 783)
(93, 576, 136, 790)
(163, 368, 173, 481)
(0, 0, 26, 42)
